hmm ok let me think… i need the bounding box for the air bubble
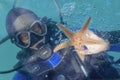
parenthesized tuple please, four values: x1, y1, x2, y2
(61, 2, 76, 16)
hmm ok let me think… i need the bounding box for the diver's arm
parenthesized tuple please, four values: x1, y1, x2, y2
(44, 16, 120, 52)
(97, 30, 120, 44)
(94, 30, 120, 52)
(13, 72, 30, 80)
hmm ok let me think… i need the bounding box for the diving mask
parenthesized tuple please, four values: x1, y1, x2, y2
(15, 20, 47, 48)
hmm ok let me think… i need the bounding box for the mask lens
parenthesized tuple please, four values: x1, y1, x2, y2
(16, 32, 30, 48)
(30, 21, 47, 36)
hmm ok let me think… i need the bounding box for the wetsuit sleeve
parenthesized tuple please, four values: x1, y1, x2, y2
(45, 16, 120, 52)
(13, 72, 30, 80)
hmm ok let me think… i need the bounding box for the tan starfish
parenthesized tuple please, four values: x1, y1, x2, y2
(54, 17, 109, 61)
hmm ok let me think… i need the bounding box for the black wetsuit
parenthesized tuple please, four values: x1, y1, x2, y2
(13, 17, 120, 80)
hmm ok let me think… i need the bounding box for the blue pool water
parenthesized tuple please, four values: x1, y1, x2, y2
(0, 0, 120, 80)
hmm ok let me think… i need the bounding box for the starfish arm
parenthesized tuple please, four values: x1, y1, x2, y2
(74, 46, 86, 61)
(78, 17, 91, 33)
(56, 23, 74, 39)
(54, 41, 71, 52)
(78, 53, 85, 61)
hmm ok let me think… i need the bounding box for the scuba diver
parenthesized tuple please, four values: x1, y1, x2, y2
(0, 0, 120, 80)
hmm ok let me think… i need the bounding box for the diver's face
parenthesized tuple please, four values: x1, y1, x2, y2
(19, 32, 29, 45)
(15, 20, 47, 49)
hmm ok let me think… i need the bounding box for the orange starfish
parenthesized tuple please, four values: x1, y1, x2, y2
(54, 17, 109, 61)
